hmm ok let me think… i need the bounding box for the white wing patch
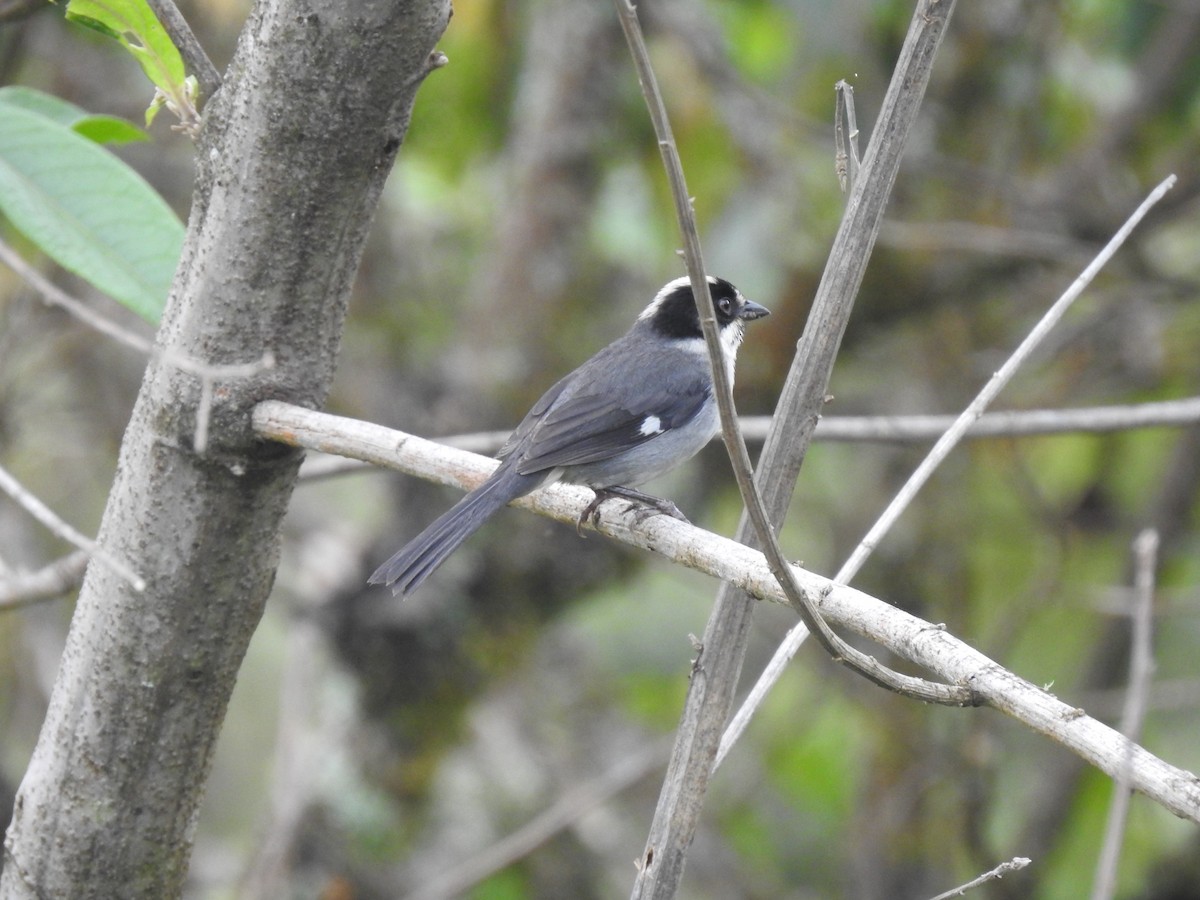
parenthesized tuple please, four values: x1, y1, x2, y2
(639, 415, 664, 436)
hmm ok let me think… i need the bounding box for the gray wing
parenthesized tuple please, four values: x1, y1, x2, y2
(496, 331, 713, 475)
(512, 375, 711, 475)
(496, 371, 573, 461)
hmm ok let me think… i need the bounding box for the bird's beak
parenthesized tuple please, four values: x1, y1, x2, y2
(739, 300, 770, 321)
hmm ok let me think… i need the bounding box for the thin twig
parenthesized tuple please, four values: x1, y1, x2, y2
(842, 176, 1174, 584)
(806, 399, 1200, 442)
(717, 174, 1177, 768)
(0, 462, 145, 592)
(144, 0, 222, 105)
(0, 236, 274, 454)
(305, 398, 1200, 473)
(0, 551, 90, 609)
(1090, 529, 1158, 900)
(403, 740, 669, 900)
(0, 237, 157, 357)
(927, 857, 1032, 900)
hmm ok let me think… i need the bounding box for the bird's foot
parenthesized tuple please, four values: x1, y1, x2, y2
(577, 486, 690, 535)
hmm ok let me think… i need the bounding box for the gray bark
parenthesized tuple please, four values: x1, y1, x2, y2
(0, 1, 450, 897)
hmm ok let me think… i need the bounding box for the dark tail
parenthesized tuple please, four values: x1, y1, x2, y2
(369, 467, 541, 595)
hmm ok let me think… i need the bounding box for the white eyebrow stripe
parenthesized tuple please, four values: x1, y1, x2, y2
(638, 275, 725, 321)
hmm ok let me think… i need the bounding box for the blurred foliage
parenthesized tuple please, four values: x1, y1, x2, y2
(2, 0, 1200, 898)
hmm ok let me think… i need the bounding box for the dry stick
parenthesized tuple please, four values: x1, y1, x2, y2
(1090, 529, 1159, 900)
(718, 174, 1178, 769)
(927, 857, 1032, 900)
(0, 551, 90, 609)
(250, 401, 1200, 825)
(843, 177, 1173, 584)
(404, 740, 670, 900)
(0, 237, 274, 454)
(617, 0, 966, 706)
(0, 462, 146, 592)
(805, 399, 1200, 442)
(617, 0, 962, 894)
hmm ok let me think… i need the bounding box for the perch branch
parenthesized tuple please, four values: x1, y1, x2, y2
(251, 399, 1200, 826)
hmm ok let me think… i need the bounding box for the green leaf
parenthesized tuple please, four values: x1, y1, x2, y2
(0, 102, 183, 323)
(72, 115, 149, 145)
(0, 86, 148, 145)
(63, 0, 197, 128)
(64, 11, 124, 42)
(65, 0, 185, 92)
(0, 86, 91, 125)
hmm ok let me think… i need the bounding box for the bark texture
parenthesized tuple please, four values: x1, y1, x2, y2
(0, 1, 450, 897)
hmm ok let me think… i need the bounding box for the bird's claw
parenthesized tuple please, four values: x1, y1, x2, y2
(577, 488, 689, 535)
(576, 494, 608, 536)
(628, 498, 689, 526)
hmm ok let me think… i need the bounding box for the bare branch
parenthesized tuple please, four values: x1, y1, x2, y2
(927, 857, 1032, 900)
(250, 400, 1200, 825)
(718, 174, 1176, 768)
(807, 399, 1200, 442)
(0, 551, 89, 609)
(0, 3, 453, 894)
(0, 236, 157, 357)
(1090, 529, 1159, 900)
(403, 741, 668, 900)
(295, 397, 1200, 482)
(612, 0, 964, 707)
(0, 235, 275, 454)
(844, 176, 1173, 584)
(0, 461, 145, 592)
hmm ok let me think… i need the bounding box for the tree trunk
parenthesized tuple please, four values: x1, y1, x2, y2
(0, 1, 450, 897)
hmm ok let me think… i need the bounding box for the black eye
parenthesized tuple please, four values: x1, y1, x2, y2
(717, 296, 732, 314)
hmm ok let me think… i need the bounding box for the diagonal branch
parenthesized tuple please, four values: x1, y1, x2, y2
(718, 173, 1176, 767)
(250, 399, 1200, 826)
(0, 461, 145, 592)
(0, 551, 90, 610)
(0, 236, 275, 454)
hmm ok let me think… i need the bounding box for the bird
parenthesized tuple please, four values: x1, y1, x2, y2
(369, 275, 770, 595)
